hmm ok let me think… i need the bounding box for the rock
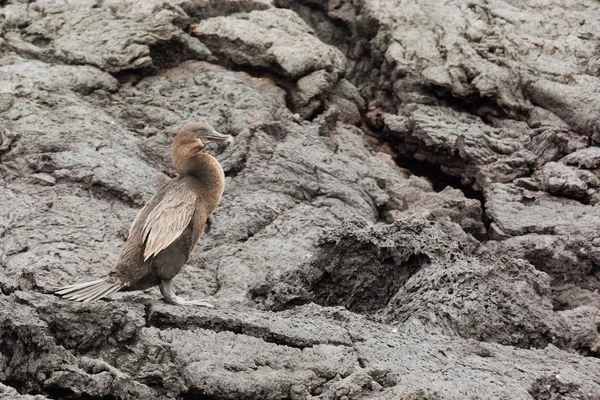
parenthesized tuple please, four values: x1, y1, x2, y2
(483, 182, 600, 307)
(0, 382, 48, 399)
(190, 8, 346, 80)
(383, 105, 586, 190)
(325, 79, 366, 125)
(296, 70, 333, 103)
(559, 306, 600, 357)
(189, 7, 347, 115)
(528, 375, 597, 400)
(1, 290, 599, 399)
(562, 147, 600, 170)
(2, 0, 600, 398)
(291, 69, 336, 117)
(527, 161, 599, 200)
(0, 58, 119, 94)
(483, 234, 600, 292)
(485, 183, 600, 238)
(180, 0, 274, 21)
(1, 2, 209, 73)
(525, 76, 600, 141)
(266, 217, 568, 349)
(31, 172, 56, 186)
(0, 274, 18, 295)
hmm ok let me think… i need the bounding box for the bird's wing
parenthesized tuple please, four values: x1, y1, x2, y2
(140, 187, 197, 261)
(128, 200, 152, 238)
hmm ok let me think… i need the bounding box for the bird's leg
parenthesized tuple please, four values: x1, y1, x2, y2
(159, 279, 214, 307)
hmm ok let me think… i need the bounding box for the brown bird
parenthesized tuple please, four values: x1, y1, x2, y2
(55, 122, 233, 306)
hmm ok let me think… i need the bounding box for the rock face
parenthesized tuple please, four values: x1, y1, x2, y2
(266, 217, 569, 350)
(1, 0, 600, 399)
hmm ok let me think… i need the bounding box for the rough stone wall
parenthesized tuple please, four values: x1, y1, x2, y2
(1, 0, 599, 399)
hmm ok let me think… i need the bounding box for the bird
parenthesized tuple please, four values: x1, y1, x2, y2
(55, 122, 233, 306)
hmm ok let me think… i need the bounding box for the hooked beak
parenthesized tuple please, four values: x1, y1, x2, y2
(199, 130, 233, 144)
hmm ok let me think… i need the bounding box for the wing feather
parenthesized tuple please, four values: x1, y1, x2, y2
(129, 201, 152, 238)
(140, 188, 196, 261)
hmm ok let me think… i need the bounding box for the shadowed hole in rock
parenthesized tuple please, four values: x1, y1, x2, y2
(2, 380, 25, 395)
(149, 39, 196, 70)
(428, 88, 512, 124)
(310, 250, 431, 314)
(304, 97, 327, 121)
(111, 69, 148, 86)
(223, 153, 246, 178)
(32, 37, 51, 48)
(394, 155, 491, 238)
(395, 155, 482, 200)
(579, 346, 600, 359)
(261, 220, 441, 313)
(274, 0, 354, 51)
(110, 38, 205, 85)
(18, 34, 52, 48)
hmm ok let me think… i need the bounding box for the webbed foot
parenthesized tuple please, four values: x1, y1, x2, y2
(159, 279, 214, 308)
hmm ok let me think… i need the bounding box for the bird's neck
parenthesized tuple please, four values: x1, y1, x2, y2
(174, 152, 225, 195)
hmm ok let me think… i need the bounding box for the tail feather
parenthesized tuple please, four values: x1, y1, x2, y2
(55, 279, 124, 302)
(62, 284, 107, 300)
(55, 279, 105, 295)
(62, 281, 111, 300)
(67, 282, 112, 301)
(84, 283, 124, 303)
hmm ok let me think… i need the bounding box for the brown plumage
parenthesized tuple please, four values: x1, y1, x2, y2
(55, 122, 233, 306)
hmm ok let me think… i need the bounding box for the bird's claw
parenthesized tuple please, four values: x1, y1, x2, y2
(162, 294, 214, 308)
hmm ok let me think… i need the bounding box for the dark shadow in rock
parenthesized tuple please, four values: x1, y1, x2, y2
(395, 155, 483, 201)
(309, 245, 430, 314)
(426, 87, 514, 122)
(181, 0, 271, 21)
(109, 36, 211, 83)
(274, 0, 354, 55)
(259, 216, 425, 313)
(264, 217, 569, 350)
(394, 155, 490, 239)
(111, 69, 148, 86)
(529, 376, 592, 400)
(149, 39, 199, 70)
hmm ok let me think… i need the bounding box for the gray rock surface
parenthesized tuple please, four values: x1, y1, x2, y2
(1, 0, 600, 398)
(266, 217, 568, 349)
(3, 292, 600, 399)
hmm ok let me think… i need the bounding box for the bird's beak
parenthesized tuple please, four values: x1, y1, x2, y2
(199, 130, 234, 144)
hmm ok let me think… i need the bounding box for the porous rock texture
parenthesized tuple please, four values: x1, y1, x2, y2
(1, 0, 600, 399)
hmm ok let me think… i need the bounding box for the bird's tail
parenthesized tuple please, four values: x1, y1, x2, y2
(55, 278, 125, 302)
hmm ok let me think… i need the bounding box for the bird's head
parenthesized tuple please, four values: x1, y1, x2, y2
(175, 122, 233, 150)
(171, 122, 233, 174)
